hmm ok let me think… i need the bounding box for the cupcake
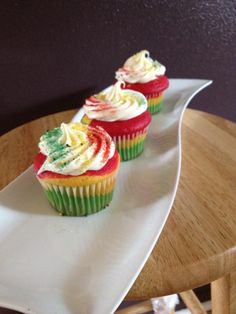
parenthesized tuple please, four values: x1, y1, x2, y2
(81, 81, 152, 161)
(115, 50, 169, 115)
(34, 122, 120, 216)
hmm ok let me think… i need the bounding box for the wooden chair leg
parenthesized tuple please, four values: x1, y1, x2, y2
(212, 271, 236, 314)
(229, 271, 236, 314)
(179, 290, 207, 314)
(211, 275, 230, 314)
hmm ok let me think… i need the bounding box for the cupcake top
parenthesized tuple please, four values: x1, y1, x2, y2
(37, 122, 115, 176)
(83, 81, 147, 122)
(115, 50, 166, 84)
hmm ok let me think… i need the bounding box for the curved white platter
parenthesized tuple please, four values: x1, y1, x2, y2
(0, 79, 212, 314)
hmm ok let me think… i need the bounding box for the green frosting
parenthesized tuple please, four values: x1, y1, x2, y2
(39, 127, 73, 171)
(41, 128, 67, 155)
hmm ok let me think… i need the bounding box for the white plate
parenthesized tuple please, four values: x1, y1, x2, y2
(0, 79, 212, 314)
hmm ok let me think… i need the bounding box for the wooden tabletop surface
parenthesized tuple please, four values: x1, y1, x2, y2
(1, 108, 236, 302)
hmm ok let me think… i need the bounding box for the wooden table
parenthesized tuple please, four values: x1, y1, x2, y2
(1, 109, 236, 313)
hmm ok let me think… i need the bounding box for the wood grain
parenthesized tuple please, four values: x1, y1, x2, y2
(1, 109, 236, 302)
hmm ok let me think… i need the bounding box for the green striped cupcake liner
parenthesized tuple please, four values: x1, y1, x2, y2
(39, 175, 116, 216)
(113, 128, 148, 161)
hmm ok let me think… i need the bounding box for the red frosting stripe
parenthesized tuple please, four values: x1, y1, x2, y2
(88, 110, 152, 137)
(34, 150, 120, 179)
(123, 75, 169, 94)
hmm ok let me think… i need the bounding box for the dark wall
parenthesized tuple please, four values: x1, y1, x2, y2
(1, 0, 236, 134)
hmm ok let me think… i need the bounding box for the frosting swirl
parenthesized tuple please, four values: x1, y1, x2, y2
(38, 123, 115, 176)
(83, 81, 147, 121)
(115, 50, 166, 84)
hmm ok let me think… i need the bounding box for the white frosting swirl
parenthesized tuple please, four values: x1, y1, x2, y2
(83, 81, 147, 121)
(38, 123, 115, 176)
(115, 50, 166, 83)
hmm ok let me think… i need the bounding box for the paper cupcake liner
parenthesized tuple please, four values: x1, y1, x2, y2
(113, 128, 148, 161)
(39, 174, 116, 216)
(146, 92, 164, 115)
